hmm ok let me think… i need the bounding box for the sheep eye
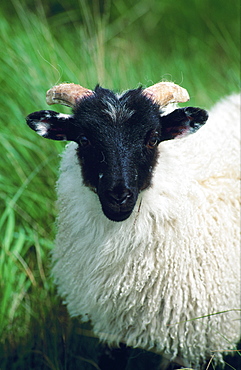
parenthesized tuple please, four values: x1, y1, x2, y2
(79, 135, 91, 148)
(146, 131, 159, 149)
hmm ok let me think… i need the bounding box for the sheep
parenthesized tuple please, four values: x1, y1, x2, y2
(26, 82, 240, 369)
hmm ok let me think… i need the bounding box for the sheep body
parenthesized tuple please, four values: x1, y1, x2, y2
(52, 93, 240, 368)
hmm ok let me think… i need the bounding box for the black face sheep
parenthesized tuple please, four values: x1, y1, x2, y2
(26, 82, 240, 369)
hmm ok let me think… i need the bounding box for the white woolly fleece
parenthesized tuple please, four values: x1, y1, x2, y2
(52, 94, 241, 368)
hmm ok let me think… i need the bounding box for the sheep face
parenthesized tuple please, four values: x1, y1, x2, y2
(26, 86, 208, 222)
(74, 87, 162, 221)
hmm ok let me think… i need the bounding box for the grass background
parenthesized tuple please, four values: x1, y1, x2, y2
(0, 0, 240, 369)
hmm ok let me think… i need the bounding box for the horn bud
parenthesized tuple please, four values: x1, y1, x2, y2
(144, 82, 190, 106)
(46, 83, 93, 107)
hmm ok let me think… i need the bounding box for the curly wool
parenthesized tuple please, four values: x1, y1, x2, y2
(52, 94, 240, 368)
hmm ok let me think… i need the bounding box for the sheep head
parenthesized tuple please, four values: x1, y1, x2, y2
(26, 82, 208, 222)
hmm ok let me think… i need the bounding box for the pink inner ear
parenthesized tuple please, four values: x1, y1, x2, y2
(175, 126, 192, 138)
(164, 123, 192, 139)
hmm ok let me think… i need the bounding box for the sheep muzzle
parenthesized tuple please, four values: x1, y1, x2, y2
(97, 180, 138, 222)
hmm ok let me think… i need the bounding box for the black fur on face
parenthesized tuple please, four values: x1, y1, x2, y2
(74, 86, 161, 221)
(26, 85, 208, 222)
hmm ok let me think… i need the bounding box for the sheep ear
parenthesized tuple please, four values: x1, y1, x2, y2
(160, 107, 208, 141)
(26, 110, 78, 141)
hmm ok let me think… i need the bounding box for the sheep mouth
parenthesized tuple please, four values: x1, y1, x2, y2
(98, 185, 137, 221)
(101, 206, 134, 222)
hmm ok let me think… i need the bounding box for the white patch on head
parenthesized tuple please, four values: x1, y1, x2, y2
(35, 122, 50, 136)
(160, 103, 177, 116)
(99, 173, 103, 179)
(43, 111, 53, 119)
(55, 113, 72, 120)
(102, 98, 134, 123)
(103, 101, 118, 121)
(43, 111, 71, 120)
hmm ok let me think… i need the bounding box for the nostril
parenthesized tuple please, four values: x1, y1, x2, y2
(107, 187, 133, 205)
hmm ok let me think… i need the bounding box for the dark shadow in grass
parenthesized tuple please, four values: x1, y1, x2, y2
(0, 302, 240, 370)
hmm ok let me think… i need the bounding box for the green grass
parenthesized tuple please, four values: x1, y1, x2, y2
(0, 0, 240, 368)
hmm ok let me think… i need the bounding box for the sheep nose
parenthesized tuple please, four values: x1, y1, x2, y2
(106, 187, 133, 205)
